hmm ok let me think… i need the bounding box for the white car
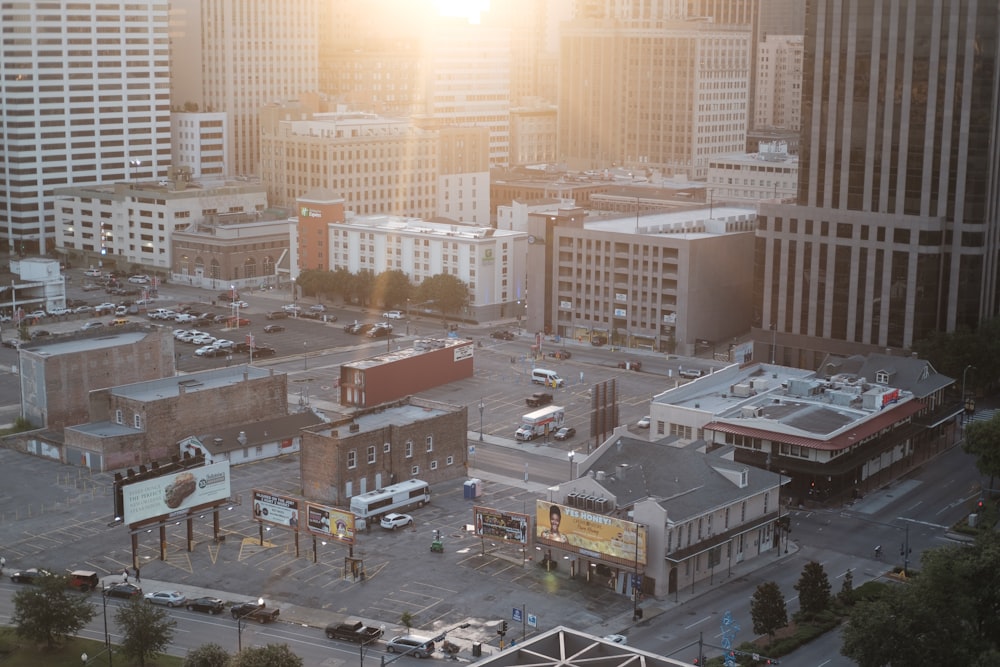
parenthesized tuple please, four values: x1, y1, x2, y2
(281, 304, 302, 313)
(383, 310, 404, 319)
(144, 590, 186, 607)
(48, 307, 70, 316)
(380, 513, 413, 530)
(309, 304, 326, 313)
(128, 275, 150, 284)
(229, 300, 249, 309)
(195, 345, 225, 357)
(26, 310, 47, 319)
(189, 334, 216, 346)
(80, 321, 104, 331)
(73, 305, 93, 314)
(637, 416, 651, 429)
(95, 303, 116, 315)
(174, 313, 197, 324)
(84, 268, 103, 277)
(212, 339, 234, 351)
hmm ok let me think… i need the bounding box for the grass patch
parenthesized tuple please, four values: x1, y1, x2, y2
(0, 627, 182, 667)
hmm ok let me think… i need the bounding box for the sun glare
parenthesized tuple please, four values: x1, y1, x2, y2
(434, 0, 490, 23)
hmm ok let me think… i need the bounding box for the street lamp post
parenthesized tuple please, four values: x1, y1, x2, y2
(961, 365, 975, 423)
(568, 450, 576, 481)
(478, 398, 485, 441)
(303, 341, 308, 370)
(237, 597, 265, 652)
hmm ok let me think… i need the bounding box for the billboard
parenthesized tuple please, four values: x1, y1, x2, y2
(305, 502, 357, 545)
(252, 490, 299, 530)
(122, 461, 232, 525)
(535, 501, 646, 566)
(473, 506, 530, 544)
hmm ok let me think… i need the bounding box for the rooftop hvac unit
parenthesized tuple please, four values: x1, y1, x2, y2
(585, 496, 597, 511)
(567, 492, 580, 508)
(595, 498, 608, 513)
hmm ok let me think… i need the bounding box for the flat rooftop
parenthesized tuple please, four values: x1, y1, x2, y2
(343, 337, 470, 371)
(111, 365, 275, 402)
(23, 330, 151, 356)
(583, 205, 756, 237)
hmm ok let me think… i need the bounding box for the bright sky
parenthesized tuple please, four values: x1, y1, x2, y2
(434, 0, 490, 23)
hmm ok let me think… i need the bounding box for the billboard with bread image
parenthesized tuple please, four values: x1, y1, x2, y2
(122, 461, 232, 524)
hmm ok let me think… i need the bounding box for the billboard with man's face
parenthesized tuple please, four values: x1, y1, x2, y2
(535, 501, 646, 566)
(252, 490, 299, 530)
(305, 502, 356, 544)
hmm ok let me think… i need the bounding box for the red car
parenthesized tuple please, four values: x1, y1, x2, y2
(226, 317, 251, 327)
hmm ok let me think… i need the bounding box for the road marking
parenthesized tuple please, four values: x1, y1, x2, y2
(905, 500, 923, 512)
(899, 516, 948, 530)
(685, 616, 712, 630)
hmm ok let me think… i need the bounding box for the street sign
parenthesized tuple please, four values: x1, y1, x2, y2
(512, 607, 522, 623)
(527, 614, 537, 628)
(468, 445, 475, 455)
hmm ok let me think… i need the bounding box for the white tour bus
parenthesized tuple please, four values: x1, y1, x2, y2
(350, 479, 431, 529)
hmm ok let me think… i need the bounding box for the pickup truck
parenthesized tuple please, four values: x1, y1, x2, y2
(526, 392, 553, 408)
(325, 620, 384, 643)
(230, 601, 280, 624)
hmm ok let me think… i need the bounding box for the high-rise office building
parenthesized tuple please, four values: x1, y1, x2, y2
(558, 0, 756, 177)
(753, 0, 1000, 368)
(0, 1, 171, 255)
(197, 0, 320, 177)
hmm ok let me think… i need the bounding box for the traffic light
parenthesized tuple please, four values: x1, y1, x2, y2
(977, 496, 985, 510)
(497, 620, 508, 636)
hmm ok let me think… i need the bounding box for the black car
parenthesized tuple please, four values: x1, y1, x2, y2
(344, 322, 363, 334)
(263, 324, 285, 333)
(265, 311, 288, 320)
(104, 583, 143, 600)
(30, 330, 52, 339)
(9, 567, 52, 584)
(554, 427, 576, 441)
(249, 345, 276, 357)
(367, 326, 390, 338)
(548, 350, 571, 360)
(491, 330, 515, 341)
(186, 596, 225, 615)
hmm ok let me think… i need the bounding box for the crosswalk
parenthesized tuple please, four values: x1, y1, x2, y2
(966, 408, 998, 424)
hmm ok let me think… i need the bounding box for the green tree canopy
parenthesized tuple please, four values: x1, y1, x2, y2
(182, 643, 231, 667)
(794, 560, 832, 618)
(229, 643, 304, 667)
(963, 413, 1000, 484)
(750, 581, 788, 640)
(372, 269, 413, 309)
(12, 571, 95, 648)
(841, 531, 1000, 666)
(114, 597, 177, 667)
(416, 273, 469, 315)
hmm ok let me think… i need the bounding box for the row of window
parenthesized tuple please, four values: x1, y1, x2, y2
(345, 436, 434, 469)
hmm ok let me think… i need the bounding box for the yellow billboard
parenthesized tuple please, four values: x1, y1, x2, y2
(535, 501, 646, 566)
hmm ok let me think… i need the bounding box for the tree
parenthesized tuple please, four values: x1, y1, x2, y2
(794, 560, 831, 617)
(841, 531, 1000, 666)
(11, 572, 95, 648)
(416, 273, 469, 315)
(400, 610, 414, 630)
(750, 581, 787, 640)
(183, 643, 231, 667)
(373, 269, 413, 309)
(114, 596, 177, 666)
(963, 414, 1000, 487)
(229, 643, 303, 667)
(351, 269, 376, 306)
(838, 568, 854, 603)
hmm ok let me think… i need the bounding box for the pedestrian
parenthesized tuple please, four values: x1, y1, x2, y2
(122, 568, 129, 583)
(134, 566, 140, 583)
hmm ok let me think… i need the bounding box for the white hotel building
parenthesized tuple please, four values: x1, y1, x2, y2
(318, 214, 527, 321)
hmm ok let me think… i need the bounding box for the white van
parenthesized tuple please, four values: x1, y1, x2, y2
(531, 368, 565, 387)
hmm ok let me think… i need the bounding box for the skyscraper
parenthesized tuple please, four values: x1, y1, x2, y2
(753, 0, 1000, 368)
(197, 0, 320, 177)
(0, 1, 171, 255)
(558, 0, 756, 176)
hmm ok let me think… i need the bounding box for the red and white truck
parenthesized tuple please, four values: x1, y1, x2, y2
(515, 405, 565, 441)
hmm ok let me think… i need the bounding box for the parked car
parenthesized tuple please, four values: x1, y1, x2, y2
(637, 416, 651, 429)
(144, 590, 187, 607)
(248, 345, 276, 357)
(309, 304, 326, 313)
(9, 568, 52, 584)
(679, 368, 703, 379)
(26, 310, 47, 319)
(84, 268, 103, 277)
(48, 307, 70, 316)
(195, 345, 226, 357)
(225, 317, 251, 327)
(73, 305, 94, 314)
(383, 310, 404, 319)
(174, 313, 197, 324)
(591, 336, 608, 346)
(525, 392, 553, 408)
(548, 350, 571, 360)
(265, 311, 288, 320)
(30, 330, 51, 339)
(104, 583, 143, 600)
(186, 596, 225, 614)
(380, 513, 413, 530)
(344, 322, 363, 334)
(281, 304, 302, 313)
(367, 326, 391, 338)
(490, 330, 514, 341)
(385, 635, 435, 658)
(80, 321, 104, 331)
(554, 427, 576, 441)
(212, 339, 235, 351)
(229, 300, 249, 309)
(325, 620, 384, 643)
(263, 324, 285, 333)
(355, 323, 377, 335)
(189, 334, 217, 346)
(230, 601, 280, 623)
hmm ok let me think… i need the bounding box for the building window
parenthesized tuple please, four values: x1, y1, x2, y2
(430, 460, 438, 470)
(347, 450, 357, 469)
(133, 413, 141, 429)
(411, 465, 420, 476)
(255, 445, 263, 456)
(405, 440, 413, 458)
(425, 435, 433, 452)
(367, 445, 376, 464)
(741, 501, 747, 522)
(446, 456, 454, 466)
(115, 409, 123, 425)
(725, 507, 730, 529)
(383, 442, 391, 453)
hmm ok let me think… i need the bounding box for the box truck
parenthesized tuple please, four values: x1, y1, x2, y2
(515, 405, 565, 441)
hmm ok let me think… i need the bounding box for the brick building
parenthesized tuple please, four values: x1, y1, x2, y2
(18, 324, 174, 430)
(63, 366, 288, 471)
(299, 396, 467, 508)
